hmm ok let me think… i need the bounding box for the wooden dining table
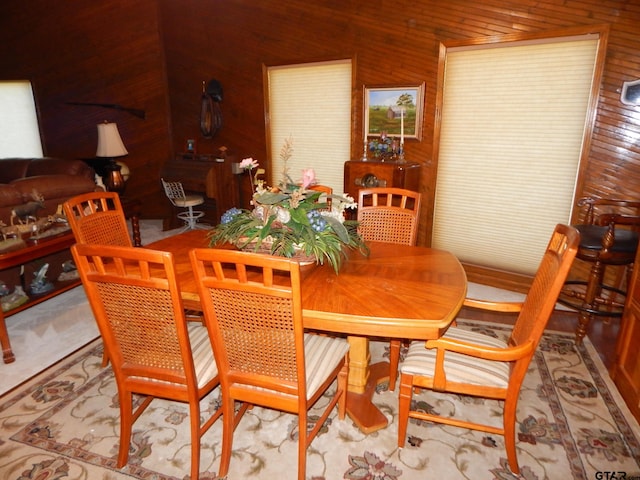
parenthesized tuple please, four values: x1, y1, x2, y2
(146, 229, 467, 433)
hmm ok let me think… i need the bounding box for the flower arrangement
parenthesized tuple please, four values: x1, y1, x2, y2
(208, 139, 369, 272)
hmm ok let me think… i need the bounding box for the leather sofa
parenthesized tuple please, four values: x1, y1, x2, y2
(0, 158, 98, 226)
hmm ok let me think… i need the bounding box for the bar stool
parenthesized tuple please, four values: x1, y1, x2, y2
(557, 197, 640, 344)
(161, 178, 207, 232)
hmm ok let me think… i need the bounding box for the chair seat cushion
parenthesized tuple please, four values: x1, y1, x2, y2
(129, 323, 218, 389)
(188, 323, 219, 388)
(575, 224, 639, 253)
(304, 333, 349, 399)
(173, 195, 204, 208)
(400, 327, 510, 388)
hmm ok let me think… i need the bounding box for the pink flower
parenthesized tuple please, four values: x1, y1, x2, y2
(239, 157, 259, 170)
(301, 168, 316, 189)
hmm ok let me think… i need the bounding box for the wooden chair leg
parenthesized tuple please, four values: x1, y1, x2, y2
(218, 398, 236, 478)
(503, 399, 520, 475)
(101, 350, 109, 368)
(298, 414, 308, 480)
(189, 402, 201, 480)
(388, 339, 401, 391)
(397, 373, 412, 447)
(117, 391, 133, 468)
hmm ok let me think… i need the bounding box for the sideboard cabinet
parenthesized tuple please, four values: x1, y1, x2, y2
(612, 246, 640, 422)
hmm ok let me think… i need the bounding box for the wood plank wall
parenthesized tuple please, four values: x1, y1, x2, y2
(0, 0, 638, 289)
(0, 0, 172, 213)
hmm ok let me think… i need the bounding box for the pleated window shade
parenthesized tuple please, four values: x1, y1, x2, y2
(267, 59, 352, 194)
(433, 35, 600, 275)
(0, 80, 43, 158)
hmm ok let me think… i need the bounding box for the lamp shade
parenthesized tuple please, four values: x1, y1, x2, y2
(96, 122, 128, 158)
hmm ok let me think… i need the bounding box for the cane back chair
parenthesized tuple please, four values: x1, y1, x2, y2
(190, 248, 349, 480)
(357, 187, 422, 391)
(63, 191, 132, 247)
(397, 224, 579, 476)
(308, 183, 333, 210)
(64, 191, 134, 367)
(71, 243, 222, 480)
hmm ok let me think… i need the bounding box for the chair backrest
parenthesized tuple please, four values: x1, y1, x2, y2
(308, 184, 333, 210)
(190, 248, 306, 400)
(63, 191, 132, 247)
(161, 178, 187, 205)
(509, 224, 580, 359)
(578, 197, 640, 228)
(357, 187, 422, 246)
(71, 243, 199, 389)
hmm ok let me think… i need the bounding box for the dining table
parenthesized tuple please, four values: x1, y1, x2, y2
(146, 229, 467, 433)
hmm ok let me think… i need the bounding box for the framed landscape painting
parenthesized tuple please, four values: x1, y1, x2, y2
(363, 83, 425, 140)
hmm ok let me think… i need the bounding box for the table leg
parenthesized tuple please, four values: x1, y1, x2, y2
(345, 336, 389, 433)
(0, 311, 15, 363)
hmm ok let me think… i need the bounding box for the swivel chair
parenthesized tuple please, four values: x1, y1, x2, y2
(161, 178, 207, 232)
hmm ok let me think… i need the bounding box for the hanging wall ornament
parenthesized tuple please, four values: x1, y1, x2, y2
(200, 79, 223, 138)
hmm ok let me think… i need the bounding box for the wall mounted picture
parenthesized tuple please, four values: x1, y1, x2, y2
(363, 83, 425, 140)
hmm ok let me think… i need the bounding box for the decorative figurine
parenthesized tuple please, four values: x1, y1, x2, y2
(1, 286, 29, 312)
(30, 263, 54, 295)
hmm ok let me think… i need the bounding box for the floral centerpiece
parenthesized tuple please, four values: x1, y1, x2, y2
(208, 139, 369, 272)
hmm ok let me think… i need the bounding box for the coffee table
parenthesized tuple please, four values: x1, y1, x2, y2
(0, 230, 80, 363)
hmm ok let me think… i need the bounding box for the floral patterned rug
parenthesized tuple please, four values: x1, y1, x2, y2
(1, 320, 640, 480)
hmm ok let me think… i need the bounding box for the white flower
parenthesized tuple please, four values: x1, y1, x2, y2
(276, 207, 291, 223)
(239, 157, 259, 170)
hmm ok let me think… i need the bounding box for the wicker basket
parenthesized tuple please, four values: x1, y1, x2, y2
(237, 238, 317, 265)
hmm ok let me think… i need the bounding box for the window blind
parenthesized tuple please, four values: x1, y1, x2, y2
(267, 59, 352, 194)
(0, 80, 43, 157)
(433, 35, 600, 275)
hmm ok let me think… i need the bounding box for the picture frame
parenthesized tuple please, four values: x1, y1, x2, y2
(363, 83, 425, 140)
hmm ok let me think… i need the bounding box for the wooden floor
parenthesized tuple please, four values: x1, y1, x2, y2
(460, 306, 621, 370)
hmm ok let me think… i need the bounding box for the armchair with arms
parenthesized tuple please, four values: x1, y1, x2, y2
(397, 224, 580, 476)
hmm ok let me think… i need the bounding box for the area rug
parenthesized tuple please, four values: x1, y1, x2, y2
(1, 320, 640, 480)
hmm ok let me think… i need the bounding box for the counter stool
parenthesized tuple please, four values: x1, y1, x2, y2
(557, 197, 640, 344)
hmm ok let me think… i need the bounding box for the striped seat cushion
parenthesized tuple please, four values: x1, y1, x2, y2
(400, 327, 510, 388)
(227, 333, 348, 399)
(129, 323, 218, 389)
(188, 323, 219, 389)
(304, 333, 349, 399)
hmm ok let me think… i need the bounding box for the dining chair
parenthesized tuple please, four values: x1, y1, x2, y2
(161, 178, 207, 232)
(357, 187, 422, 391)
(396, 223, 580, 476)
(63, 191, 133, 247)
(63, 191, 134, 368)
(71, 243, 223, 480)
(308, 183, 333, 210)
(556, 197, 640, 344)
(189, 248, 349, 480)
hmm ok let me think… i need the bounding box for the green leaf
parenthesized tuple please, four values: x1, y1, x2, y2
(324, 216, 350, 243)
(255, 191, 289, 205)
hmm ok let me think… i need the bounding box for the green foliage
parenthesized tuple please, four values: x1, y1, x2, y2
(208, 192, 369, 273)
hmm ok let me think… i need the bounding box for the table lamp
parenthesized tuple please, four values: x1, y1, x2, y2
(96, 121, 129, 194)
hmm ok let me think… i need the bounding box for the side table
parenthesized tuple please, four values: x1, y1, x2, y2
(120, 197, 142, 247)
